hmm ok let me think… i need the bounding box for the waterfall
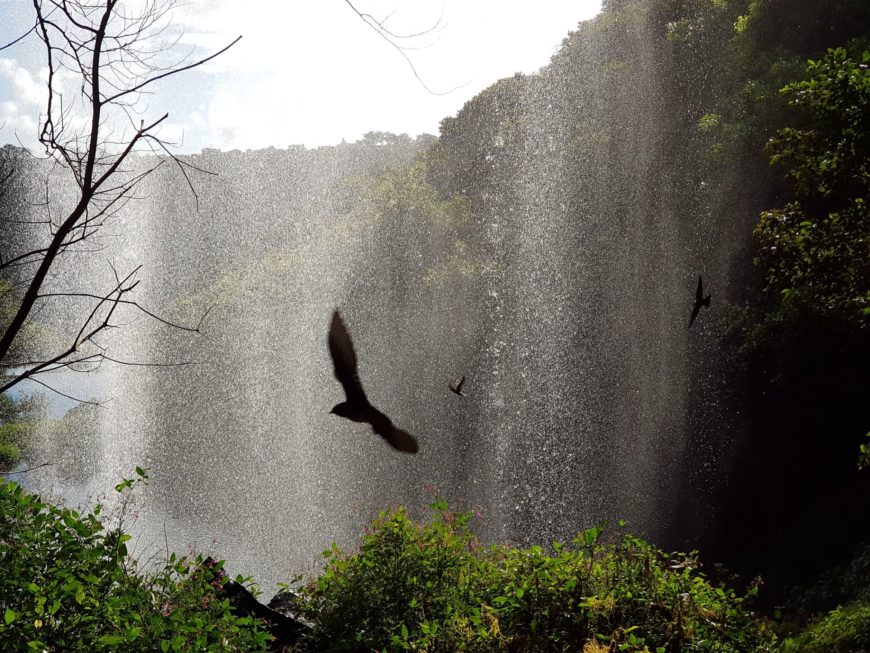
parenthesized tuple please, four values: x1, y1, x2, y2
(2, 9, 755, 593)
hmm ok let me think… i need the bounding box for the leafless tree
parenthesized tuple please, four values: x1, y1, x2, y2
(0, 0, 240, 398)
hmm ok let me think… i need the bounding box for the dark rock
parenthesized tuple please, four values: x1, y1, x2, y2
(202, 557, 310, 649)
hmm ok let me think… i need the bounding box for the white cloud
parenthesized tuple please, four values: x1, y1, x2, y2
(0, 58, 45, 108)
(1, 1, 603, 151)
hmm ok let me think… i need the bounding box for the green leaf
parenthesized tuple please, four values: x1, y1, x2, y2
(4, 609, 16, 625)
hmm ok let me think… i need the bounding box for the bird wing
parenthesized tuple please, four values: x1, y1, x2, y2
(456, 375, 465, 393)
(328, 311, 367, 404)
(371, 412, 418, 453)
(689, 302, 701, 328)
(696, 275, 704, 302)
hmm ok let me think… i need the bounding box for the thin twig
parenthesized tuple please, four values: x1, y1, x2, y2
(25, 375, 107, 406)
(3, 462, 55, 475)
(102, 35, 241, 104)
(343, 0, 466, 96)
(0, 23, 38, 52)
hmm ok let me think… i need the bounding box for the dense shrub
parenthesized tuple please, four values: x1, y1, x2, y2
(778, 600, 870, 652)
(7, 476, 870, 652)
(0, 472, 272, 652)
(289, 500, 775, 652)
(755, 47, 870, 327)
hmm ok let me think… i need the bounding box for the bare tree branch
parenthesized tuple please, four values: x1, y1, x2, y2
(23, 375, 106, 406)
(0, 0, 239, 395)
(0, 22, 38, 52)
(102, 35, 242, 105)
(37, 289, 207, 333)
(343, 0, 467, 96)
(3, 461, 55, 475)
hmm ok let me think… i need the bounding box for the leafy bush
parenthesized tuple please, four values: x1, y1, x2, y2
(289, 500, 774, 652)
(778, 600, 870, 652)
(0, 470, 272, 652)
(755, 47, 870, 326)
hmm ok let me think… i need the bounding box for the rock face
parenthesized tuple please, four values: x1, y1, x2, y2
(204, 557, 311, 649)
(267, 590, 312, 626)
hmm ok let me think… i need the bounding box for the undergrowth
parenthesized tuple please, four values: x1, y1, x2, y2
(7, 474, 867, 652)
(0, 470, 271, 652)
(286, 499, 775, 652)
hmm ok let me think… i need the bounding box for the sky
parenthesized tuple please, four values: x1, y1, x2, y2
(0, 1, 603, 152)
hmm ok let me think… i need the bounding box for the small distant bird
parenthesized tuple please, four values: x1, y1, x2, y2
(327, 310, 418, 453)
(449, 375, 466, 397)
(688, 275, 711, 329)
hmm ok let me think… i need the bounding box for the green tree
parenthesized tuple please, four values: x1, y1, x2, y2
(0, 390, 45, 471)
(754, 48, 870, 325)
(0, 368, 45, 471)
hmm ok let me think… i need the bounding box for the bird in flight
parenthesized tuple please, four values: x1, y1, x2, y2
(688, 275, 711, 328)
(327, 310, 418, 453)
(449, 375, 466, 397)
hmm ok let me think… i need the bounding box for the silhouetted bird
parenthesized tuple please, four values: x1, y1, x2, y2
(327, 310, 418, 453)
(688, 275, 711, 328)
(449, 375, 466, 397)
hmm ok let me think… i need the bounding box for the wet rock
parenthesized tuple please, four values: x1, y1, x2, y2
(203, 557, 311, 649)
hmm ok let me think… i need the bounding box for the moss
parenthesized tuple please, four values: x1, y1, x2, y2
(0, 442, 21, 470)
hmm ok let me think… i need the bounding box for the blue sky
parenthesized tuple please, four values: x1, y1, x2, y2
(0, 1, 602, 151)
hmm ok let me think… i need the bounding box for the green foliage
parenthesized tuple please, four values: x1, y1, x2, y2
(0, 472, 272, 652)
(0, 392, 44, 471)
(860, 432, 870, 470)
(368, 159, 472, 230)
(755, 48, 870, 325)
(783, 543, 870, 621)
(0, 442, 20, 468)
(778, 600, 870, 652)
(290, 501, 773, 652)
(0, 278, 62, 364)
(0, 392, 43, 424)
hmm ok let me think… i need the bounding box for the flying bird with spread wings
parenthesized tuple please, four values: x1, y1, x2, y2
(327, 310, 418, 453)
(688, 275, 711, 329)
(449, 375, 466, 397)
